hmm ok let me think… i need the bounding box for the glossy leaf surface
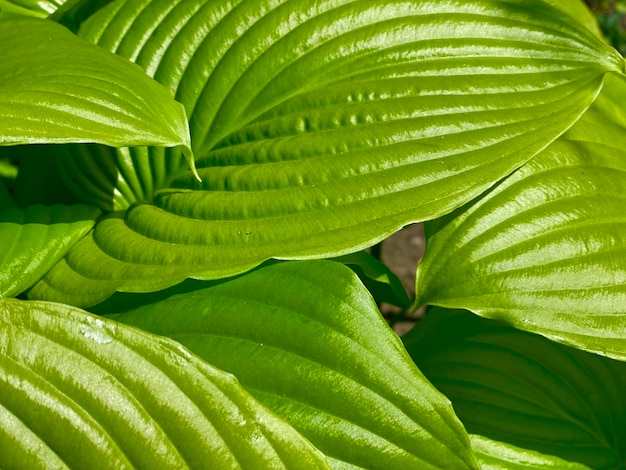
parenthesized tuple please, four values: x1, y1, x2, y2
(416, 124, 626, 359)
(404, 308, 626, 469)
(470, 435, 590, 470)
(0, 204, 100, 298)
(30, 0, 623, 306)
(104, 260, 478, 469)
(0, 297, 328, 468)
(0, 0, 69, 17)
(0, 14, 192, 160)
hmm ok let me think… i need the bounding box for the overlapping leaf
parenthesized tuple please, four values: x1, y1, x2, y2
(0, 0, 70, 17)
(470, 435, 590, 469)
(0, 14, 193, 163)
(101, 260, 479, 469)
(416, 81, 626, 359)
(403, 308, 626, 469)
(0, 204, 100, 298)
(0, 297, 328, 468)
(30, 0, 624, 306)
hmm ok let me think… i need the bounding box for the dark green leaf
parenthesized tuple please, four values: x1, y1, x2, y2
(403, 308, 626, 469)
(332, 251, 410, 308)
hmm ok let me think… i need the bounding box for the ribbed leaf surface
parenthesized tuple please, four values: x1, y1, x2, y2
(31, 0, 623, 306)
(0, 204, 100, 298)
(416, 132, 626, 359)
(57, 144, 187, 211)
(0, 297, 328, 469)
(0, 14, 193, 163)
(403, 308, 626, 469)
(470, 435, 591, 470)
(0, 0, 69, 17)
(103, 260, 479, 469)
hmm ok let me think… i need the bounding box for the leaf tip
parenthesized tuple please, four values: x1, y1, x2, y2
(182, 146, 202, 182)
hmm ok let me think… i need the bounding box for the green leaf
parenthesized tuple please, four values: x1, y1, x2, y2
(0, 180, 14, 211)
(102, 260, 478, 469)
(543, 0, 606, 39)
(403, 308, 626, 469)
(0, 297, 328, 468)
(565, 73, 626, 146)
(0, 157, 17, 179)
(0, 0, 70, 18)
(470, 435, 591, 470)
(0, 204, 100, 298)
(56, 144, 188, 211)
(416, 128, 626, 360)
(33, 0, 624, 306)
(1, 145, 84, 208)
(332, 251, 410, 308)
(0, 14, 194, 169)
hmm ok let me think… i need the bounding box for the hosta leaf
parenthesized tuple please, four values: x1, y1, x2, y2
(332, 251, 410, 308)
(565, 73, 626, 146)
(0, 297, 328, 468)
(403, 308, 626, 469)
(55, 144, 188, 211)
(470, 435, 591, 470)
(0, 14, 193, 168)
(102, 260, 478, 469)
(31, 0, 624, 305)
(0, 204, 100, 298)
(1, 145, 83, 208)
(0, 0, 71, 18)
(544, 0, 605, 39)
(416, 102, 626, 359)
(0, 181, 13, 211)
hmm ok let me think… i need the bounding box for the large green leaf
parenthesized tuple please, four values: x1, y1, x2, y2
(30, 0, 623, 306)
(0, 204, 100, 298)
(416, 81, 626, 359)
(0, 14, 194, 169)
(403, 308, 626, 469)
(0, 297, 328, 468)
(101, 260, 479, 469)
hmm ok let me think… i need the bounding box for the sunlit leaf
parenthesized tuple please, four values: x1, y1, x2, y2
(0, 204, 100, 298)
(32, 0, 624, 306)
(403, 308, 626, 469)
(0, 0, 74, 18)
(0, 14, 193, 168)
(470, 435, 591, 470)
(0, 297, 329, 468)
(102, 260, 478, 469)
(416, 123, 626, 359)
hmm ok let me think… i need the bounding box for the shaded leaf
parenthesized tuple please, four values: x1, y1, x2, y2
(332, 251, 410, 308)
(32, 0, 624, 306)
(403, 308, 626, 470)
(103, 260, 478, 469)
(0, 204, 100, 298)
(0, 297, 328, 468)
